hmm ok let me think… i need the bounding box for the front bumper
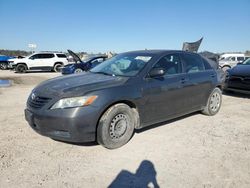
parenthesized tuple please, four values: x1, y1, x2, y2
(25, 105, 100, 143)
(223, 81, 250, 94)
(223, 86, 250, 94)
(61, 67, 74, 75)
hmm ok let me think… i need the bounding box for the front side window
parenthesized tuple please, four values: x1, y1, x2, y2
(230, 57, 236, 61)
(153, 54, 182, 75)
(29, 54, 40, 59)
(90, 54, 152, 77)
(182, 54, 205, 73)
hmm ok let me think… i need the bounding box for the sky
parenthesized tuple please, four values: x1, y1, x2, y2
(0, 0, 249, 53)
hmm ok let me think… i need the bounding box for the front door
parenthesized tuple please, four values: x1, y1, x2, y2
(141, 53, 188, 125)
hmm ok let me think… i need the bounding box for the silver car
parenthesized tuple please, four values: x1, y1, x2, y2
(219, 56, 249, 71)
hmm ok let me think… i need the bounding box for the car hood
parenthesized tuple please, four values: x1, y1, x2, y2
(229, 65, 250, 77)
(34, 72, 128, 97)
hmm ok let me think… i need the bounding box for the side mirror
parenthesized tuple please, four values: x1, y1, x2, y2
(149, 68, 165, 77)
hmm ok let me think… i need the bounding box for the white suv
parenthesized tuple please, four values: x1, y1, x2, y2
(9, 52, 69, 73)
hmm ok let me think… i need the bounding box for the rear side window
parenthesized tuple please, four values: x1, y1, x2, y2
(237, 57, 244, 61)
(56, 54, 67, 58)
(182, 53, 205, 73)
(153, 54, 182, 75)
(40, 53, 54, 59)
(202, 58, 213, 70)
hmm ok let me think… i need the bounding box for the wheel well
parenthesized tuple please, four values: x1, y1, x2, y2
(54, 62, 63, 66)
(16, 63, 28, 68)
(222, 65, 231, 68)
(216, 85, 222, 90)
(95, 100, 140, 139)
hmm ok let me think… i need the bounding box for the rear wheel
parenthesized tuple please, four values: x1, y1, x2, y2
(222, 66, 230, 72)
(16, 64, 27, 73)
(53, 63, 62, 72)
(202, 87, 222, 116)
(97, 104, 135, 149)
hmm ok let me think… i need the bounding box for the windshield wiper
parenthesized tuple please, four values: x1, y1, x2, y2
(91, 71, 114, 76)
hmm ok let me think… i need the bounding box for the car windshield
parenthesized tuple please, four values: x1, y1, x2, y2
(243, 58, 250, 65)
(90, 53, 152, 77)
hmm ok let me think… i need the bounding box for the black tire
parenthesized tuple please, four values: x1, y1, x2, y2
(97, 103, 135, 149)
(53, 63, 62, 72)
(222, 66, 230, 72)
(202, 87, 222, 116)
(16, 64, 27, 73)
(74, 68, 83, 73)
(0, 62, 8, 70)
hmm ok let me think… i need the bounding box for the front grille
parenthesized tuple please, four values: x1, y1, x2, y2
(228, 75, 250, 91)
(28, 96, 51, 109)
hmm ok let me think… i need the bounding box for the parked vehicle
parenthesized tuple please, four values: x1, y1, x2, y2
(9, 52, 68, 73)
(25, 50, 223, 149)
(224, 58, 250, 94)
(61, 50, 107, 74)
(219, 53, 245, 61)
(0, 55, 15, 70)
(219, 54, 250, 71)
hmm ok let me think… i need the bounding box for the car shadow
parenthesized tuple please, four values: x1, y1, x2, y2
(136, 111, 199, 134)
(51, 139, 98, 147)
(108, 160, 160, 188)
(14, 70, 57, 74)
(223, 90, 250, 99)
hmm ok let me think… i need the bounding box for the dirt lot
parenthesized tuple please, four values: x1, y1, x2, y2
(0, 70, 250, 188)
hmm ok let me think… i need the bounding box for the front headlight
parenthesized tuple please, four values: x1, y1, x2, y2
(50, 95, 98, 109)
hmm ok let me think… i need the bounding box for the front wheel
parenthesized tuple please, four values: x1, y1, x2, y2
(15, 64, 27, 73)
(97, 104, 135, 149)
(74, 68, 83, 73)
(0, 62, 8, 70)
(202, 87, 222, 116)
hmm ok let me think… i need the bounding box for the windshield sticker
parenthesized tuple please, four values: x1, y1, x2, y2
(135, 56, 152, 62)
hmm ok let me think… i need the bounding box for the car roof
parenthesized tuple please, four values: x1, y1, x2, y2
(35, 52, 65, 54)
(123, 49, 198, 56)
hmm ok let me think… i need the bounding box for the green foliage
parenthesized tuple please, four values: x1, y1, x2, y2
(0, 49, 32, 57)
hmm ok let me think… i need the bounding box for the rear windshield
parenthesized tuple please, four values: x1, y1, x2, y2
(56, 54, 67, 58)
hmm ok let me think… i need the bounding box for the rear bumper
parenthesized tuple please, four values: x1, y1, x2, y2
(24, 106, 100, 143)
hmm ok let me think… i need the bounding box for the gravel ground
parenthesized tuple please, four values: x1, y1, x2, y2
(0, 70, 250, 188)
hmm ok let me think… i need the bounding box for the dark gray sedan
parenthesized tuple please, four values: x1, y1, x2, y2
(25, 50, 223, 149)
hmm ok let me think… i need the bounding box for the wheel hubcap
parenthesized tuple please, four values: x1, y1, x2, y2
(109, 114, 128, 139)
(55, 65, 62, 72)
(210, 92, 221, 112)
(75, 69, 82, 73)
(19, 66, 24, 72)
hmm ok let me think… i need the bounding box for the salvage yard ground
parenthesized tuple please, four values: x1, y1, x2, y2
(0, 70, 250, 187)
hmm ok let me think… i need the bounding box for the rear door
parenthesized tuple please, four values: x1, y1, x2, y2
(39, 53, 55, 68)
(180, 53, 215, 109)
